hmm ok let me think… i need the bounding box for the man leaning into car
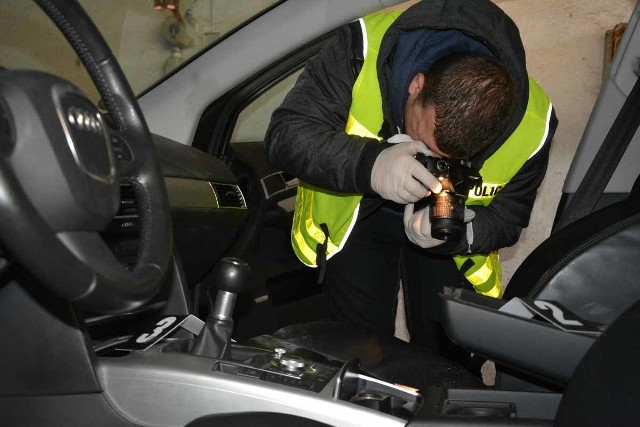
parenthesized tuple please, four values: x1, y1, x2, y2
(265, 0, 557, 360)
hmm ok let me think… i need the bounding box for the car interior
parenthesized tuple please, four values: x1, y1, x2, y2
(1, 0, 640, 426)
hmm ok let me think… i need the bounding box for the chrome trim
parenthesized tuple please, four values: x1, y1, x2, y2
(209, 181, 247, 209)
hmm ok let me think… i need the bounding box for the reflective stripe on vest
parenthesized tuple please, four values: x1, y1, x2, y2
(291, 11, 552, 298)
(291, 11, 401, 267)
(454, 77, 553, 298)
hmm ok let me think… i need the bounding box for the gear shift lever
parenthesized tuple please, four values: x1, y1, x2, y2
(191, 257, 251, 359)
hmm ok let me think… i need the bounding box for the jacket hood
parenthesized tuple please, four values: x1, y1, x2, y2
(389, 29, 495, 130)
(379, 0, 529, 161)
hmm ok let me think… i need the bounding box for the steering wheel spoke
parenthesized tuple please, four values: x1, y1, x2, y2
(57, 231, 128, 276)
(58, 231, 164, 313)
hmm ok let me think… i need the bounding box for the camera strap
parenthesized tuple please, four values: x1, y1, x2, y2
(458, 258, 476, 286)
(316, 223, 330, 285)
(348, 20, 365, 80)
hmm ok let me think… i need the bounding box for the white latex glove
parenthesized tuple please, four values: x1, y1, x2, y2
(370, 134, 442, 204)
(403, 204, 476, 248)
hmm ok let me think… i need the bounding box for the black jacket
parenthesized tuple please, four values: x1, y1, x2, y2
(265, 0, 557, 255)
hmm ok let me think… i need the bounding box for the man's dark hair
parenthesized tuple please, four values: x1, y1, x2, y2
(418, 52, 516, 159)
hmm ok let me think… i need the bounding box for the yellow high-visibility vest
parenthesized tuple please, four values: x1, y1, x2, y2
(292, 10, 552, 298)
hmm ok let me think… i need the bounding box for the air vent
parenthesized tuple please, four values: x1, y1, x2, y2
(211, 183, 246, 208)
(102, 183, 140, 262)
(117, 183, 139, 216)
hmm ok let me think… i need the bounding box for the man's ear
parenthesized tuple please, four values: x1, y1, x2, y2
(408, 73, 426, 95)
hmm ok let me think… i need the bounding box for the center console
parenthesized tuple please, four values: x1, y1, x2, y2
(98, 338, 422, 427)
(440, 287, 601, 385)
(96, 255, 423, 426)
(95, 261, 591, 426)
(97, 318, 565, 427)
(213, 344, 423, 420)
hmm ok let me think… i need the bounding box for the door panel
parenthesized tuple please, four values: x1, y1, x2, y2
(203, 64, 328, 338)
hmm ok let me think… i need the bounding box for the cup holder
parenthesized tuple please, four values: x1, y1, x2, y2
(349, 392, 413, 418)
(350, 393, 388, 411)
(335, 360, 422, 420)
(444, 401, 516, 418)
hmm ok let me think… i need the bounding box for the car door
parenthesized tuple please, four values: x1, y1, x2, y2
(190, 34, 334, 339)
(554, 4, 640, 228)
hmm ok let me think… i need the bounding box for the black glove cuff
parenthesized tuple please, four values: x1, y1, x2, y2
(355, 141, 392, 194)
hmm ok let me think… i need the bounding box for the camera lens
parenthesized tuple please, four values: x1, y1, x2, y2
(412, 154, 479, 243)
(429, 191, 466, 241)
(436, 159, 449, 172)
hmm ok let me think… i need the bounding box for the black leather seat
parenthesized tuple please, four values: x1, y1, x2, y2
(554, 295, 640, 426)
(504, 173, 640, 325)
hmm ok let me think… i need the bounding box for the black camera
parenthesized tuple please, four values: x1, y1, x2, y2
(414, 153, 482, 241)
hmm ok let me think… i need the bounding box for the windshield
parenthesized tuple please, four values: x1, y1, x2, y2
(0, 0, 281, 102)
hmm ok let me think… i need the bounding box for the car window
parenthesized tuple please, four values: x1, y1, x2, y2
(0, 0, 281, 103)
(230, 69, 303, 143)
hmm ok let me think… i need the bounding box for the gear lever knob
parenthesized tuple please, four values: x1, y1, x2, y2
(210, 257, 252, 295)
(209, 257, 251, 321)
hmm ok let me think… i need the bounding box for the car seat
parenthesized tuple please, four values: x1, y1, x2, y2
(504, 171, 640, 325)
(553, 294, 640, 426)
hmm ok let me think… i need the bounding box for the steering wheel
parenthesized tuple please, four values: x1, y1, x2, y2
(0, 0, 172, 313)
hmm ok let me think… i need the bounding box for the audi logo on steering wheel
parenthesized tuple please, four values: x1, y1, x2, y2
(66, 106, 103, 135)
